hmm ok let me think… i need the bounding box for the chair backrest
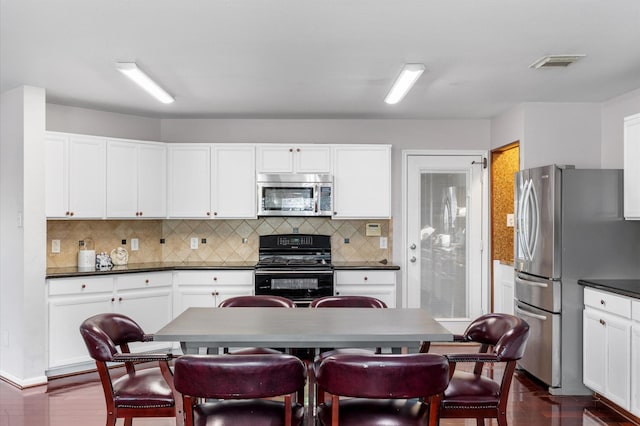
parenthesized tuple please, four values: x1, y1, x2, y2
(463, 313, 530, 360)
(219, 295, 297, 308)
(174, 354, 306, 399)
(79, 313, 146, 361)
(316, 352, 449, 399)
(309, 295, 387, 308)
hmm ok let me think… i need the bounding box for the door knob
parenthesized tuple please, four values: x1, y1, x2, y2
(410, 256, 417, 263)
(409, 244, 416, 250)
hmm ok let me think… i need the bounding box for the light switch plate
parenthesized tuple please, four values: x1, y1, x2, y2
(131, 238, 139, 251)
(190, 237, 199, 249)
(51, 239, 61, 253)
(506, 213, 515, 227)
(379, 237, 388, 249)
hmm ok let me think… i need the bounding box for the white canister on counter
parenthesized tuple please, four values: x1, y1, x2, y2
(77, 239, 96, 270)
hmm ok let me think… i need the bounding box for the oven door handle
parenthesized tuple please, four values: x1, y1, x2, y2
(255, 270, 334, 275)
(515, 305, 547, 321)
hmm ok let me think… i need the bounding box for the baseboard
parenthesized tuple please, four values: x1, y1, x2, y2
(595, 393, 640, 425)
(0, 370, 48, 389)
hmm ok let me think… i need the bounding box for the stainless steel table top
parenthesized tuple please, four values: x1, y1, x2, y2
(154, 307, 452, 352)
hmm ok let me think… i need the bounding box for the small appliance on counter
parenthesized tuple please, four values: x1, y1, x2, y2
(77, 239, 96, 270)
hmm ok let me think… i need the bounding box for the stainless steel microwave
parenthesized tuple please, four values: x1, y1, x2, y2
(257, 174, 333, 216)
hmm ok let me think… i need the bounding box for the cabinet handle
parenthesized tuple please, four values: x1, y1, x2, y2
(599, 319, 606, 326)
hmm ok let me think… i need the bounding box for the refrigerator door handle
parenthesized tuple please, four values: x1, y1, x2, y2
(516, 275, 548, 288)
(529, 179, 540, 258)
(515, 305, 548, 321)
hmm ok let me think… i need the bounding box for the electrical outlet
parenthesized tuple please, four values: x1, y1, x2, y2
(190, 238, 199, 249)
(379, 237, 388, 249)
(131, 238, 139, 251)
(51, 239, 61, 253)
(506, 213, 515, 227)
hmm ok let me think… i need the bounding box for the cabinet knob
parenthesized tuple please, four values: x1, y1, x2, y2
(139, 211, 143, 216)
(599, 319, 606, 326)
(119, 297, 123, 302)
(363, 276, 368, 281)
(296, 148, 300, 152)
(65, 211, 70, 216)
(111, 297, 115, 302)
(289, 148, 293, 152)
(145, 279, 150, 284)
(81, 284, 86, 289)
(135, 212, 140, 216)
(214, 212, 218, 216)
(410, 244, 416, 250)
(213, 277, 218, 281)
(336, 291, 340, 295)
(206, 212, 211, 216)
(69, 211, 74, 217)
(600, 299, 605, 305)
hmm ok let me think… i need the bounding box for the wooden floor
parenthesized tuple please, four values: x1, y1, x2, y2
(1, 348, 637, 426)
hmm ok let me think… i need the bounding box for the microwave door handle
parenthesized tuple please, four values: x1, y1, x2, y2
(314, 184, 319, 213)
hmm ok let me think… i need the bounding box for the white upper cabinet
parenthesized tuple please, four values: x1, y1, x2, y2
(45, 132, 106, 218)
(624, 113, 640, 220)
(106, 140, 167, 218)
(332, 145, 391, 219)
(168, 144, 212, 218)
(256, 144, 332, 174)
(211, 144, 256, 218)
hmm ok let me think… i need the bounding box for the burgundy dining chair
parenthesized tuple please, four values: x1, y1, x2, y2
(315, 352, 450, 425)
(174, 354, 307, 426)
(79, 313, 177, 426)
(437, 313, 530, 426)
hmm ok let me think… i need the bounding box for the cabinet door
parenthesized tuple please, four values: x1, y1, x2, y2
(213, 284, 254, 306)
(605, 313, 631, 408)
(333, 145, 391, 218)
(295, 145, 332, 173)
(624, 113, 640, 220)
(256, 145, 294, 173)
(583, 308, 607, 394)
(175, 287, 217, 317)
(115, 289, 173, 352)
(168, 144, 211, 218)
(45, 134, 69, 218)
(48, 294, 114, 368)
(632, 323, 640, 417)
(106, 140, 138, 217)
(212, 145, 256, 218)
(68, 136, 106, 218)
(137, 142, 167, 218)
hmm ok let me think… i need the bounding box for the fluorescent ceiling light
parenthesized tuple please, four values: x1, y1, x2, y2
(384, 63, 425, 104)
(116, 62, 174, 104)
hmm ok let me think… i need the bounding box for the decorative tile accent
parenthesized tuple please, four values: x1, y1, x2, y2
(47, 218, 392, 267)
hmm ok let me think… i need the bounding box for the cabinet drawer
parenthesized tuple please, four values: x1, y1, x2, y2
(116, 271, 173, 291)
(48, 276, 114, 296)
(335, 270, 396, 285)
(633, 299, 640, 322)
(176, 270, 254, 286)
(584, 287, 632, 318)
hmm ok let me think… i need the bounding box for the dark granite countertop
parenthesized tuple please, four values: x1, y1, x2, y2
(46, 261, 257, 278)
(47, 260, 399, 278)
(578, 278, 640, 299)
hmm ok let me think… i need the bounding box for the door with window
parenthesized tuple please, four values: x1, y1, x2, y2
(405, 153, 486, 332)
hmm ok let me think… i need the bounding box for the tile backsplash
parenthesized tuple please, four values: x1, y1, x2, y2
(47, 218, 392, 268)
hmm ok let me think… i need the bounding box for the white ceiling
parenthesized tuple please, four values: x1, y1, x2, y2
(2, 0, 640, 120)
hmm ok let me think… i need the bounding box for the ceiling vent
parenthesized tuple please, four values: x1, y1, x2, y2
(529, 54, 586, 69)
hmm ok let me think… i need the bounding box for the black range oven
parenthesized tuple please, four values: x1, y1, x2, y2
(254, 234, 333, 307)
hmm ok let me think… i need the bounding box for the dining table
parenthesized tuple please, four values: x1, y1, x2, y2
(154, 306, 453, 354)
(154, 307, 453, 425)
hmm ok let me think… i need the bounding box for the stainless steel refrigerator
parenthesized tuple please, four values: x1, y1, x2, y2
(513, 165, 640, 395)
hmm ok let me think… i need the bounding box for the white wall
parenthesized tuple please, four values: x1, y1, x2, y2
(490, 104, 524, 158)
(0, 86, 47, 386)
(522, 103, 602, 170)
(46, 103, 161, 141)
(601, 88, 640, 168)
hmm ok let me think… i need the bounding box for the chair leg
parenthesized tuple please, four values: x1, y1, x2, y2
(497, 412, 508, 426)
(105, 413, 116, 426)
(476, 418, 484, 426)
(124, 418, 133, 426)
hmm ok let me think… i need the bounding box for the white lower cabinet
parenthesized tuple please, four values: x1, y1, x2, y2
(583, 287, 632, 410)
(174, 270, 254, 316)
(334, 270, 396, 308)
(47, 272, 173, 374)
